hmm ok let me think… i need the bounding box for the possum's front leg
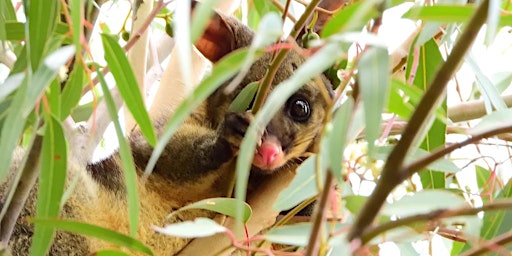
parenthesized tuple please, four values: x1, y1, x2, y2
(131, 111, 253, 184)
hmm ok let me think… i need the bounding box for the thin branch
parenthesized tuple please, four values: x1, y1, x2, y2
(360, 199, 512, 244)
(461, 231, 512, 256)
(348, 0, 490, 242)
(304, 171, 334, 256)
(403, 125, 512, 179)
(0, 135, 42, 245)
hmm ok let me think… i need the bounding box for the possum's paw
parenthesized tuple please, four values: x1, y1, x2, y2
(221, 111, 255, 151)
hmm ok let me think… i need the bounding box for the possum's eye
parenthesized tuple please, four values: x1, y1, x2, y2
(286, 95, 311, 122)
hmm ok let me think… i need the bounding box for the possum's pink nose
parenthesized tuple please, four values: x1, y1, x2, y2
(258, 142, 280, 166)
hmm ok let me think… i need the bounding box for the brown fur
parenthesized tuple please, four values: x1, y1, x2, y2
(1, 7, 332, 256)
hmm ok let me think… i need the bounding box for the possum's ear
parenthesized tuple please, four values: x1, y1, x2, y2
(194, 11, 236, 63)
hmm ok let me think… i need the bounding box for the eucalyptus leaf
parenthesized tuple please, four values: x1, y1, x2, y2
(469, 108, 512, 135)
(31, 114, 67, 256)
(26, 0, 59, 70)
(170, 198, 252, 223)
(31, 219, 153, 255)
(101, 34, 157, 147)
(358, 47, 389, 158)
(273, 156, 322, 212)
(264, 223, 312, 247)
(96, 69, 140, 237)
(0, 73, 24, 101)
(381, 190, 467, 217)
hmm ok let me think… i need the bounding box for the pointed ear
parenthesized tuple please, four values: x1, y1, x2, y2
(194, 10, 236, 63)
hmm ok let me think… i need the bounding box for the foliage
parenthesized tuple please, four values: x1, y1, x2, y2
(1, 0, 512, 255)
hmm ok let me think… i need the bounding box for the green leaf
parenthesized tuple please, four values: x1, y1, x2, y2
(485, 0, 501, 44)
(26, 0, 59, 70)
(466, 53, 507, 111)
(409, 38, 446, 189)
(403, 5, 512, 27)
(95, 68, 140, 238)
(358, 47, 389, 158)
(101, 34, 157, 147)
(229, 81, 259, 112)
(2, 21, 23, 40)
(321, 1, 380, 37)
(170, 198, 252, 224)
(474, 165, 491, 203)
(31, 219, 153, 255)
(69, 0, 82, 52)
(264, 223, 312, 247)
(47, 79, 61, 118)
(253, 0, 280, 18)
(381, 190, 467, 217)
(344, 195, 367, 215)
(0, 0, 16, 21)
(0, 45, 75, 179)
(469, 108, 512, 135)
(154, 218, 227, 238)
(273, 156, 322, 212)
(327, 98, 354, 180)
(31, 114, 67, 255)
(480, 182, 512, 240)
(375, 146, 460, 173)
(402, 5, 474, 24)
(95, 250, 133, 256)
(235, 43, 343, 221)
(61, 62, 86, 120)
(0, 73, 24, 101)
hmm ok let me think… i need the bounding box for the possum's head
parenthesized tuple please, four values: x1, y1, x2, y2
(195, 8, 333, 173)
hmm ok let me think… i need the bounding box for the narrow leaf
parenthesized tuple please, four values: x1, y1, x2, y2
(229, 81, 259, 112)
(273, 156, 321, 212)
(31, 219, 153, 255)
(31, 114, 67, 255)
(26, 0, 59, 70)
(170, 198, 252, 223)
(327, 98, 354, 180)
(264, 223, 312, 247)
(409, 39, 446, 189)
(101, 34, 156, 146)
(480, 182, 512, 240)
(382, 190, 467, 217)
(60, 62, 86, 120)
(321, 1, 380, 37)
(96, 69, 140, 237)
(358, 47, 389, 158)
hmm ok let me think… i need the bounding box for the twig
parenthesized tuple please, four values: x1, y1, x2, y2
(0, 135, 42, 245)
(360, 199, 512, 244)
(461, 231, 512, 256)
(304, 172, 334, 256)
(348, 0, 490, 243)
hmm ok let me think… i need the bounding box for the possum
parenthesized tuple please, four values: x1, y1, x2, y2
(1, 6, 333, 256)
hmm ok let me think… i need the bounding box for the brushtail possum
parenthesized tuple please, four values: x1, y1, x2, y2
(2, 6, 333, 256)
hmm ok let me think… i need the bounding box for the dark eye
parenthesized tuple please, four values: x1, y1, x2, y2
(286, 95, 311, 122)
